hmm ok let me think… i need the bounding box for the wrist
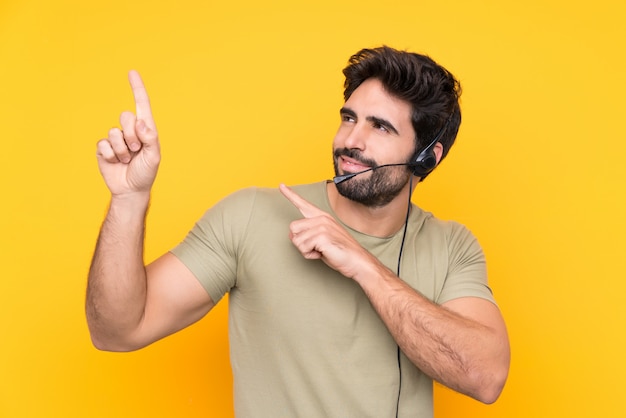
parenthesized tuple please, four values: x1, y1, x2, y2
(109, 191, 151, 217)
(351, 253, 389, 287)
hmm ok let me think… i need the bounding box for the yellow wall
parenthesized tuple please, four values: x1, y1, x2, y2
(1, 0, 624, 416)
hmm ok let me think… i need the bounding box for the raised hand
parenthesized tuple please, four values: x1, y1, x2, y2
(96, 70, 160, 197)
(279, 184, 377, 281)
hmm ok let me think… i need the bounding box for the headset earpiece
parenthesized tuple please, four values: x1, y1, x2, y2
(410, 140, 438, 177)
(408, 114, 453, 177)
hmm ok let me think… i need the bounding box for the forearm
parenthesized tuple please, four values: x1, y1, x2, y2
(355, 260, 508, 403)
(86, 192, 151, 351)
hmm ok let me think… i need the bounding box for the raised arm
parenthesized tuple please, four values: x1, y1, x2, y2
(86, 71, 213, 352)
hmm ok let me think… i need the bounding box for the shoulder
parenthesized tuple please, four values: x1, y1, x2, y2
(415, 207, 476, 236)
(223, 182, 324, 203)
(412, 207, 483, 254)
(207, 181, 327, 222)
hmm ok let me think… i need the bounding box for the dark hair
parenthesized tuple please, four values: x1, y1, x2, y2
(343, 46, 462, 166)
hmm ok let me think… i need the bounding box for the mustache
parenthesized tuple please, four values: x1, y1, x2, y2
(333, 148, 378, 167)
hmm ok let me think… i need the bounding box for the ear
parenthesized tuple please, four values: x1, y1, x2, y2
(434, 142, 444, 165)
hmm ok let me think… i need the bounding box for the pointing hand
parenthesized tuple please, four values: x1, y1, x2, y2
(96, 71, 160, 197)
(279, 184, 375, 280)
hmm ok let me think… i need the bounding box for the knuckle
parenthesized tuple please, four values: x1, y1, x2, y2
(96, 142, 116, 162)
(120, 112, 137, 131)
(109, 138, 129, 155)
(120, 110, 135, 120)
(143, 130, 158, 141)
(108, 127, 121, 137)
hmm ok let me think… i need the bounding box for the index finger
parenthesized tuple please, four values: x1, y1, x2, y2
(279, 184, 324, 218)
(128, 70, 156, 130)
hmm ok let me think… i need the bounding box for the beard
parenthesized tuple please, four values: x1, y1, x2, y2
(333, 148, 412, 208)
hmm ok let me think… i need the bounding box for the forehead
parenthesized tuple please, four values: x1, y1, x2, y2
(344, 78, 413, 125)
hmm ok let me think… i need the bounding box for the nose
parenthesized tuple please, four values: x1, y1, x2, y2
(342, 123, 366, 150)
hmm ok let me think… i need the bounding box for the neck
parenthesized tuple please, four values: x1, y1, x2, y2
(326, 180, 415, 237)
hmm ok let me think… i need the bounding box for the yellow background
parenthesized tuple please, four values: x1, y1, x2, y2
(1, 0, 625, 417)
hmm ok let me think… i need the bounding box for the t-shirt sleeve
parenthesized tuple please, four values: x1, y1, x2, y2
(170, 188, 257, 304)
(436, 222, 496, 305)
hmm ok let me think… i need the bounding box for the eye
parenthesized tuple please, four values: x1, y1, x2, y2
(341, 114, 355, 123)
(372, 122, 389, 133)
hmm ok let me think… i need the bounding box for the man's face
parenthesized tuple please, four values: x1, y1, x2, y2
(333, 78, 416, 207)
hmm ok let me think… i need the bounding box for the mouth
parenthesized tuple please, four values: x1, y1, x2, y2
(339, 155, 372, 173)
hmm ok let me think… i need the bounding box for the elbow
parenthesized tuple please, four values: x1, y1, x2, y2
(90, 334, 141, 352)
(88, 326, 146, 353)
(475, 378, 506, 405)
(90, 337, 135, 353)
(470, 363, 510, 404)
(86, 314, 148, 352)
(472, 340, 511, 404)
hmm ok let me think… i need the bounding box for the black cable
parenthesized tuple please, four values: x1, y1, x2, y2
(396, 175, 413, 276)
(394, 175, 413, 418)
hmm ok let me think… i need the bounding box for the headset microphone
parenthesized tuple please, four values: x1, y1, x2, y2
(332, 163, 411, 184)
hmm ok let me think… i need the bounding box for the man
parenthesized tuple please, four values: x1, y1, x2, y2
(87, 46, 510, 417)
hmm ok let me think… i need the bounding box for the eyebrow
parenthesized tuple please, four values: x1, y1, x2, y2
(339, 106, 399, 135)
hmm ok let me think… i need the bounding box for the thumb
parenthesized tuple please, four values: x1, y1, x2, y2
(135, 119, 159, 148)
